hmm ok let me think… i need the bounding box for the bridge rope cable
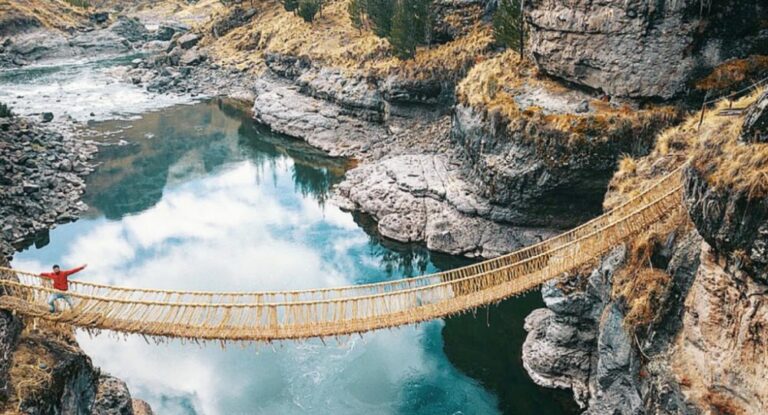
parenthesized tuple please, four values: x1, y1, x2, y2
(0, 165, 685, 306)
(0, 166, 686, 341)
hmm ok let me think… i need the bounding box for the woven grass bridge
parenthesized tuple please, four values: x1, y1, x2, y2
(0, 167, 685, 342)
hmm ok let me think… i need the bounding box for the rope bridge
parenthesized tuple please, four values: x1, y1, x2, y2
(0, 166, 686, 342)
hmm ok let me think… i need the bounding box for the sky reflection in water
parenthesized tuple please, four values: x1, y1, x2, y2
(13, 100, 500, 415)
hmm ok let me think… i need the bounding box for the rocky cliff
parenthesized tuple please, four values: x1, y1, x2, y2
(523, 88, 768, 414)
(526, 0, 768, 99)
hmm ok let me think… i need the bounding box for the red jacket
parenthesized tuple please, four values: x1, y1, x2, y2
(40, 265, 85, 291)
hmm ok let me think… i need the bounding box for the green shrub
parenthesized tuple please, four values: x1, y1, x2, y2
(297, 0, 323, 22)
(282, 0, 299, 12)
(0, 102, 13, 118)
(389, 0, 430, 59)
(63, 0, 90, 8)
(347, 0, 365, 29)
(493, 0, 524, 50)
(365, 0, 396, 38)
(347, 0, 431, 60)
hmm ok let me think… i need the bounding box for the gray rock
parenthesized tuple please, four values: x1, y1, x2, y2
(108, 16, 148, 43)
(90, 12, 109, 24)
(177, 33, 200, 50)
(684, 165, 768, 281)
(741, 89, 768, 143)
(41, 112, 53, 123)
(334, 154, 556, 257)
(91, 375, 132, 415)
(179, 49, 205, 66)
(155, 23, 187, 42)
(526, 0, 768, 99)
(251, 77, 386, 157)
(575, 100, 590, 114)
(451, 103, 660, 228)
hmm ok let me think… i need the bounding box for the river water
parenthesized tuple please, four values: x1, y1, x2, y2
(4, 58, 578, 415)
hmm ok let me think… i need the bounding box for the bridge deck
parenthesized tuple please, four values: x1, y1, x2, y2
(0, 167, 685, 342)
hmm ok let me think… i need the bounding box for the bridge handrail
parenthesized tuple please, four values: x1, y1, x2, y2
(0, 164, 685, 302)
(0, 182, 683, 308)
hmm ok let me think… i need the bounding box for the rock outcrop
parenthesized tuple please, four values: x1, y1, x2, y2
(0, 117, 97, 258)
(450, 102, 669, 228)
(672, 244, 768, 415)
(335, 154, 555, 256)
(685, 156, 768, 282)
(0, 17, 151, 67)
(741, 89, 768, 143)
(523, 229, 704, 414)
(525, 0, 768, 99)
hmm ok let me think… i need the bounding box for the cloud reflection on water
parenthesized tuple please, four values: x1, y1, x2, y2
(13, 101, 499, 415)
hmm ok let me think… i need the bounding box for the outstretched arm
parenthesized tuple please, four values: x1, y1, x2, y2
(39, 272, 53, 280)
(64, 264, 88, 277)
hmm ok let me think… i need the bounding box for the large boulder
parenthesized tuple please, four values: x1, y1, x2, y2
(91, 375, 133, 415)
(525, 0, 768, 99)
(177, 33, 201, 50)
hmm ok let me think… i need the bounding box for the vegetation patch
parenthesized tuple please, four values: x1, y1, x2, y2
(0, 102, 13, 118)
(690, 89, 768, 198)
(203, 0, 494, 81)
(611, 214, 691, 331)
(457, 50, 680, 150)
(2, 320, 77, 414)
(695, 55, 768, 93)
(0, 0, 91, 34)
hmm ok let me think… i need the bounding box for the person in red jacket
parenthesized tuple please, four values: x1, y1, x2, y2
(40, 263, 87, 313)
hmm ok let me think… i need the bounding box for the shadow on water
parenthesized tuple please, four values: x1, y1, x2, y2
(352, 212, 580, 415)
(442, 297, 581, 415)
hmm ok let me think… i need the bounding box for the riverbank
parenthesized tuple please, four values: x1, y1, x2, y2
(0, 117, 96, 259)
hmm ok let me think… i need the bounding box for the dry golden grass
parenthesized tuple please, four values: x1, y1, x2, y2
(202, 0, 494, 79)
(611, 213, 691, 330)
(695, 55, 768, 92)
(457, 50, 680, 146)
(0, 0, 90, 33)
(615, 87, 768, 200)
(605, 90, 768, 207)
(1, 319, 77, 414)
(690, 89, 768, 198)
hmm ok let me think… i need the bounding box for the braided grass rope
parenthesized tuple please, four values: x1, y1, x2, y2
(0, 166, 686, 342)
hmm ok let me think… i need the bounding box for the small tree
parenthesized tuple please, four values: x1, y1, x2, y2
(388, 0, 430, 59)
(366, 0, 395, 38)
(493, 0, 524, 52)
(297, 0, 322, 23)
(0, 102, 13, 118)
(282, 0, 299, 12)
(347, 0, 365, 29)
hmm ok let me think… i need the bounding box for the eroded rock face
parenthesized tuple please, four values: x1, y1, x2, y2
(0, 260, 22, 402)
(525, 0, 768, 99)
(451, 104, 660, 228)
(684, 165, 768, 281)
(522, 247, 621, 407)
(265, 53, 385, 122)
(741, 90, 768, 143)
(334, 154, 555, 256)
(251, 77, 386, 157)
(92, 375, 133, 415)
(523, 230, 704, 414)
(0, 17, 148, 67)
(673, 244, 768, 415)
